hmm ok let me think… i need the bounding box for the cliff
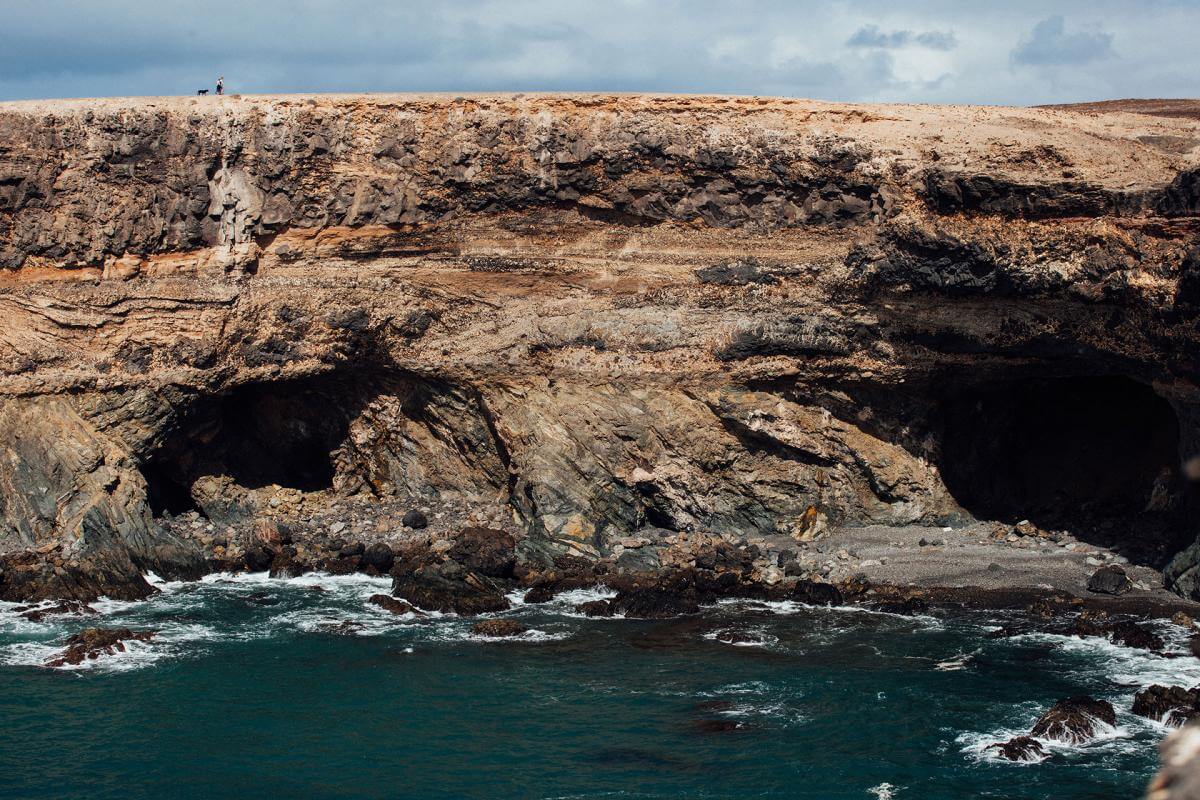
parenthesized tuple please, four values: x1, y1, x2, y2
(0, 93, 1197, 601)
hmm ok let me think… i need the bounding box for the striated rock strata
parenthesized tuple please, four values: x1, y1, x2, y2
(0, 93, 1197, 600)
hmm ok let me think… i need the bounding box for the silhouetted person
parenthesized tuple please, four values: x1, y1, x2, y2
(216, 76, 224, 96)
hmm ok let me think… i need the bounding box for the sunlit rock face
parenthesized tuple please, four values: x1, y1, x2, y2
(0, 94, 1196, 600)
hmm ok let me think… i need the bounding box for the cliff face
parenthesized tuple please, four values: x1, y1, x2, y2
(0, 93, 1197, 600)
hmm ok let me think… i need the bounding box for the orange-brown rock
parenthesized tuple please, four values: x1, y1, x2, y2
(0, 94, 1197, 600)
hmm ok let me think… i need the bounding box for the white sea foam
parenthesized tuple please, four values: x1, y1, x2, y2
(934, 649, 979, 671)
(463, 628, 571, 644)
(868, 782, 899, 799)
(702, 628, 779, 648)
(1013, 631, 1200, 690)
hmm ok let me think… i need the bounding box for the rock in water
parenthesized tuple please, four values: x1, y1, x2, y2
(522, 586, 555, 604)
(470, 619, 528, 637)
(1030, 696, 1117, 744)
(793, 580, 843, 607)
(392, 564, 510, 616)
(986, 736, 1048, 762)
(244, 546, 274, 572)
(1087, 565, 1133, 595)
(1133, 685, 1200, 726)
(368, 594, 419, 616)
(44, 627, 156, 667)
(575, 600, 615, 617)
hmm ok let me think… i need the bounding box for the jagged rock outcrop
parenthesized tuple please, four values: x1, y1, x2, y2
(0, 94, 1197, 599)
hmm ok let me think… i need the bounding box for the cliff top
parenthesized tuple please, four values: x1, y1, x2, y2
(2, 93, 1196, 191)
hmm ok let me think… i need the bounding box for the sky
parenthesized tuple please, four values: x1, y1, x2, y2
(2, 0, 1197, 105)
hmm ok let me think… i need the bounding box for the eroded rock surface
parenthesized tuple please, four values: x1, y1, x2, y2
(0, 94, 1198, 600)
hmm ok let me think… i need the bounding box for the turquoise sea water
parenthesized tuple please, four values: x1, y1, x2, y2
(1, 573, 1195, 800)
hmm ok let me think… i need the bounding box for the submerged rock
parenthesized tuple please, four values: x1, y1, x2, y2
(16, 600, 97, 622)
(1030, 696, 1117, 744)
(471, 619, 528, 637)
(368, 594, 419, 616)
(45, 627, 156, 667)
(1073, 610, 1164, 651)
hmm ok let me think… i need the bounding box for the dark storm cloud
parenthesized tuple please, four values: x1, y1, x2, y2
(1, 1, 1197, 104)
(1011, 15, 1115, 65)
(846, 25, 958, 50)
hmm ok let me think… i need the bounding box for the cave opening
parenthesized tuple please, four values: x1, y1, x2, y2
(937, 375, 1185, 557)
(143, 374, 370, 517)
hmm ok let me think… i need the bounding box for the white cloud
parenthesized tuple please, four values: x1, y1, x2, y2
(0, 1, 1197, 104)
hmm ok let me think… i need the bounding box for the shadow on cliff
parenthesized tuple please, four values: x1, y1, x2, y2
(935, 374, 1194, 567)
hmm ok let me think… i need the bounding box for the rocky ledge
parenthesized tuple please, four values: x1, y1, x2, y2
(0, 93, 1196, 608)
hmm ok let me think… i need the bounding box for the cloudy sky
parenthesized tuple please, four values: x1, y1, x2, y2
(2, 0, 1197, 105)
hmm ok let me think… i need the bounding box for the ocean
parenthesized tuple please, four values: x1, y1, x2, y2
(1, 572, 1194, 799)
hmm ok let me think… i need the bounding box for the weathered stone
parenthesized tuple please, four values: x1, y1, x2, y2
(986, 736, 1047, 762)
(1088, 565, 1133, 595)
(44, 627, 156, 667)
(1030, 697, 1117, 744)
(1134, 685, 1200, 726)
(368, 593, 418, 616)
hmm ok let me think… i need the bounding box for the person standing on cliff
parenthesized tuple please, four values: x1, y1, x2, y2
(216, 76, 224, 96)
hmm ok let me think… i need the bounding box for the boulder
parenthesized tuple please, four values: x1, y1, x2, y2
(401, 510, 429, 529)
(251, 518, 290, 549)
(1030, 696, 1117, 744)
(986, 736, 1048, 762)
(1133, 685, 1200, 726)
(361, 542, 395, 572)
(873, 596, 930, 616)
(1087, 564, 1133, 595)
(392, 564, 510, 615)
(44, 627, 155, 667)
(471, 619, 528, 637)
(338, 542, 365, 558)
(793, 580, 843, 606)
(612, 586, 700, 618)
(448, 527, 516, 578)
(368, 594, 419, 616)
(576, 599, 615, 617)
(522, 585, 555, 604)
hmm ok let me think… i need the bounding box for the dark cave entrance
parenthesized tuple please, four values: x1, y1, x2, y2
(937, 375, 1184, 551)
(143, 374, 367, 517)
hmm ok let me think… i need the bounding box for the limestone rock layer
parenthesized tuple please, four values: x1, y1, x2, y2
(0, 93, 1197, 599)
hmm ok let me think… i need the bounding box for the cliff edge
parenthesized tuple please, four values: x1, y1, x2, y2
(0, 93, 1197, 601)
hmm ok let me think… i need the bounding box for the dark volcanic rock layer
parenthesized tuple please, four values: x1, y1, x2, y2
(0, 93, 1197, 600)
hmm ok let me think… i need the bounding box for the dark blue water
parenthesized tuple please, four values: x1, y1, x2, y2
(1, 573, 1193, 800)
